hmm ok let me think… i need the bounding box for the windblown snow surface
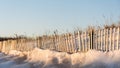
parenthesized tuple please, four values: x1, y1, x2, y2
(1, 48, 120, 68)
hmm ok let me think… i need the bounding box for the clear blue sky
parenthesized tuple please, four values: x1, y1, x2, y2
(0, 0, 120, 36)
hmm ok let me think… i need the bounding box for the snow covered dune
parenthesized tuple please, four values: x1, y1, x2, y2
(1, 48, 120, 68)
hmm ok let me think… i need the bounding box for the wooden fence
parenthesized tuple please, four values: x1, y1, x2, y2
(0, 27, 120, 53)
(36, 27, 120, 53)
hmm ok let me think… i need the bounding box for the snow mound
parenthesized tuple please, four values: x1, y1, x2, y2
(27, 48, 120, 68)
(1, 48, 120, 68)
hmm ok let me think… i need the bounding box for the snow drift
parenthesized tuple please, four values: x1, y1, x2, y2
(1, 48, 120, 68)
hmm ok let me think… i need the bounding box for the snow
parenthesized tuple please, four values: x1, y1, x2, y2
(1, 48, 120, 68)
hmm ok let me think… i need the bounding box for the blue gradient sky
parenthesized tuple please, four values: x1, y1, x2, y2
(0, 0, 120, 36)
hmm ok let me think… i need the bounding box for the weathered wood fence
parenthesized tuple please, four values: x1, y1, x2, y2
(0, 27, 120, 53)
(0, 39, 36, 53)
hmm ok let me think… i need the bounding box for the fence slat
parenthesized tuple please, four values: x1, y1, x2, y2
(95, 31, 98, 50)
(81, 32, 84, 52)
(101, 30, 102, 51)
(117, 27, 119, 50)
(112, 28, 114, 51)
(78, 31, 81, 52)
(85, 31, 87, 51)
(110, 28, 112, 51)
(106, 29, 109, 51)
(118, 27, 120, 49)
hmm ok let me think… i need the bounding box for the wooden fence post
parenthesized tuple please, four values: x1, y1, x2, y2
(100, 29, 102, 51)
(63, 35, 66, 52)
(73, 34, 76, 53)
(118, 27, 120, 50)
(98, 29, 100, 51)
(69, 34, 73, 53)
(106, 29, 109, 51)
(50, 36, 52, 50)
(2, 41, 6, 53)
(109, 28, 112, 51)
(115, 27, 116, 50)
(54, 35, 56, 50)
(66, 34, 69, 52)
(78, 31, 81, 52)
(88, 31, 90, 51)
(104, 29, 105, 51)
(117, 27, 119, 50)
(112, 28, 115, 51)
(57, 36, 59, 51)
(108, 29, 110, 51)
(82, 32, 84, 52)
(51, 36, 53, 50)
(0, 42, 3, 52)
(85, 31, 87, 52)
(95, 30, 98, 50)
(61, 35, 64, 51)
(90, 29, 94, 50)
(11, 40, 16, 50)
(71, 34, 74, 53)
(65, 34, 68, 52)
(68, 33, 71, 52)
